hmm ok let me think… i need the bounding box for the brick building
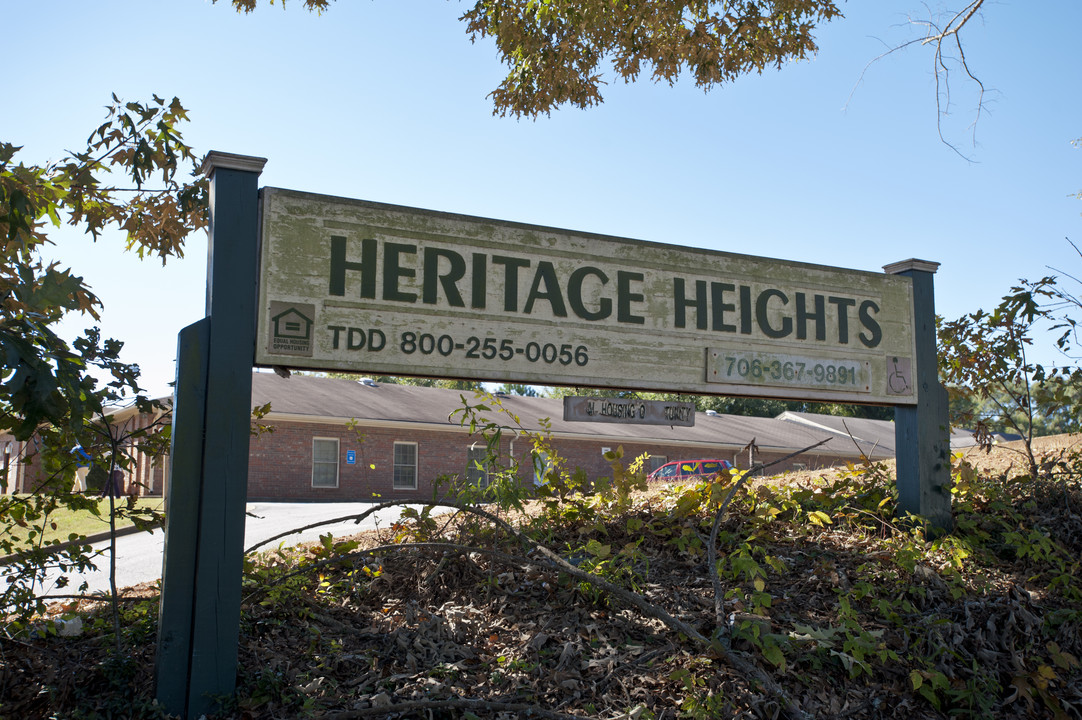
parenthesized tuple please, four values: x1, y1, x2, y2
(243, 372, 894, 501)
(1, 407, 170, 498)
(12, 372, 996, 502)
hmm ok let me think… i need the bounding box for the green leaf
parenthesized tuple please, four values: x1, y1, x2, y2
(585, 539, 611, 559)
(909, 670, 923, 690)
(762, 643, 786, 672)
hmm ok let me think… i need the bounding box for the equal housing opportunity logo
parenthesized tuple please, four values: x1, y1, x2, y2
(268, 301, 315, 356)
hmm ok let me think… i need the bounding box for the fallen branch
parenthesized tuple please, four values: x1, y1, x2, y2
(245, 500, 427, 555)
(322, 697, 583, 720)
(30, 592, 160, 604)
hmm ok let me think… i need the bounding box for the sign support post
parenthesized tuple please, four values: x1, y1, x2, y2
(155, 318, 209, 714)
(155, 152, 266, 719)
(886, 259, 952, 534)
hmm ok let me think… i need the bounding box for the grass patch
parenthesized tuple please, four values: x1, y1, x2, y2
(5, 496, 164, 546)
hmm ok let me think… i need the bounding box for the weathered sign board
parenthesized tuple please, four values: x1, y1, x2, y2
(257, 188, 917, 405)
(563, 397, 696, 426)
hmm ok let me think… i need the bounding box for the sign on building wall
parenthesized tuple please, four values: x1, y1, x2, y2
(256, 188, 917, 405)
(563, 397, 696, 426)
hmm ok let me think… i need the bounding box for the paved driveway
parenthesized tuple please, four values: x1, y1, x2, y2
(34, 501, 441, 599)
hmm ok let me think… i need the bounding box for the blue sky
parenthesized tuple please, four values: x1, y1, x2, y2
(7, 0, 1080, 396)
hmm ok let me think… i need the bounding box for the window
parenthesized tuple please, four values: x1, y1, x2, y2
(466, 446, 489, 489)
(654, 463, 678, 480)
(532, 451, 551, 486)
(701, 461, 728, 476)
(393, 442, 417, 490)
(648, 455, 667, 473)
(312, 438, 339, 488)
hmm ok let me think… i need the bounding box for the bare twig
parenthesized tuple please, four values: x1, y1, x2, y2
(840, 419, 879, 461)
(847, 0, 988, 159)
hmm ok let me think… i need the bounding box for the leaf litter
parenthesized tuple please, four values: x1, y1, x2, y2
(2, 435, 1081, 719)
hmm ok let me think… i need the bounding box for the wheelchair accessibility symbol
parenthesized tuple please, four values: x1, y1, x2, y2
(886, 356, 913, 396)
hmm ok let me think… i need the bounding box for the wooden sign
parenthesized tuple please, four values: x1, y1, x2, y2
(256, 188, 917, 404)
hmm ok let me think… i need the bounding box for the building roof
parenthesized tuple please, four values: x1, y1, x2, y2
(775, 410, 1019, 452)
(775, 411, 900, 455)
(251, 372, 893, 461)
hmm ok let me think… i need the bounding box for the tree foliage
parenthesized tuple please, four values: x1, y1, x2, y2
(947, 382, 1081, 439)
(318, 371, 484, 391)
(939, 270, 1082, 478)
(1038, 239, 1082, 358)
(1, 94, 205, 440)
(224, 1, 1008, 154)
(376, 376, 484, 391)
(224, 0, 842, 117)
(494, 382, 538, 396)
(461, 0, 842, 117)
(1, 94, 205, 625)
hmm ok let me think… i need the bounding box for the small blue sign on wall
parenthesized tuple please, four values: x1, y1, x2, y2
(346, 450, 356, 465)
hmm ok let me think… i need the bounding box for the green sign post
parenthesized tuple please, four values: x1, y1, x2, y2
(156, 152, 266, 719)
(886, 260, 952, 533)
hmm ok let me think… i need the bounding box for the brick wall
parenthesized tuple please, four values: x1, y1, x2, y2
(248, 421, 485, 501)
(246, 420, 849, 501)
(13, 412, 169, 497)
(9, 413, 857, 503)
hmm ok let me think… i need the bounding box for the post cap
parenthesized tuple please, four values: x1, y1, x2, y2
(883, 259, 940, 275)
(200, 151, 267, 177)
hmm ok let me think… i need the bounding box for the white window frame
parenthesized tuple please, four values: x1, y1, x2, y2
(393, 442, 418, 490)
(532, 450, 551, 487)
(312, 437, 340, 488)
(466, 445, 490, 489)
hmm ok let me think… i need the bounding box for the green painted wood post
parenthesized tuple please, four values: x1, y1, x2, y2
(886, 259, 953, 534)
(189, 151, 266, 716)
(155, 319, 210, 714)
(155, 151, 266, 718)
